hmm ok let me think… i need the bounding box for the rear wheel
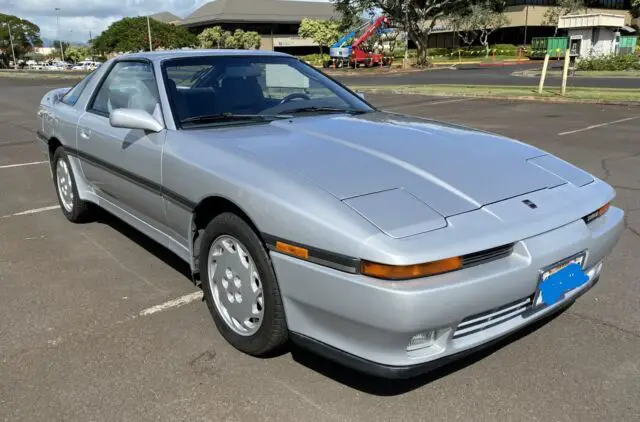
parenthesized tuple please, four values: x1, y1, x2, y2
(52, 148, 92, 223)
(199, 212, 288, 356)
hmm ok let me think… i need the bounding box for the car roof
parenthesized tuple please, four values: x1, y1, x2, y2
(118, 49, 293, 63)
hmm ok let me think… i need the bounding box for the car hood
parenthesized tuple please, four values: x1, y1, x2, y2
(233, 112, 589, 219)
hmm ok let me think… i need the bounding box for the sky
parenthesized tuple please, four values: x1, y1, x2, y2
(1, 0, 329, 45)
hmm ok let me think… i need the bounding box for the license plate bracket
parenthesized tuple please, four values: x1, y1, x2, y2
(533, 251, 589, 308)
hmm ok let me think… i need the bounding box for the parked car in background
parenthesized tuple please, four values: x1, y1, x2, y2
(36, 50, 624, 379)
(72, 60, 100, 71)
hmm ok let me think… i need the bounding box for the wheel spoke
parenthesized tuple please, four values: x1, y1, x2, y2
(206, 235, 265, 336)
(56, 158, 74, 213)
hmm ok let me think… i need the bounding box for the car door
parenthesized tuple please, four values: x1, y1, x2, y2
(76, 60, 167, 226)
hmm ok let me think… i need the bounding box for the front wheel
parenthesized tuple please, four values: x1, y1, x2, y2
(52, 148, 93, 223)
(199, 212, 288, 356)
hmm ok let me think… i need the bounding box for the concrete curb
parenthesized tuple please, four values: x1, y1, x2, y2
(359, 88, 640, 106)
(0, 70, 87, 79)
(321, 66, 456, 77)
(513, 69, 640, 79)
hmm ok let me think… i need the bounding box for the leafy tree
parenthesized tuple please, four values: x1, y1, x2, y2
(232, 29, 262, 49)
(23, 52, 45, 62)
(631, 0, 640, 18)
(50, 40, 70, 57)
(0, 12, 43, 66)
(451, 3, 509, 56)
(223, 31, 238, 49)
(65, 46, 91, 63)
(332, 0, 480, 66)
(92, 17, 196, 54)
(198, 26, 228, 48)
(197, 27, 261, 49)
(543, 0, 586, 35)
(298, 18, 341, 58)
(451, 10, 479, 47)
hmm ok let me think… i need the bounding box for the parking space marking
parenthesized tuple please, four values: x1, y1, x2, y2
(1, 205, 60, 218)
(0, 160, 47, 169)
(558, 116, 640, 136)
(138, 291, 203, 316)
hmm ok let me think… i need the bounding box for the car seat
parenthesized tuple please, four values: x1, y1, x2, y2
(218, 75, 265, 114)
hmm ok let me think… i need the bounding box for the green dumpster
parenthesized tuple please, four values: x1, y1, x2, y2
(530, 37, 569, 59)
(618, 36, 637, 55)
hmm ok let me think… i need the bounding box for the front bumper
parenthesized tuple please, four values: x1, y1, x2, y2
(271, 206, 624, 378)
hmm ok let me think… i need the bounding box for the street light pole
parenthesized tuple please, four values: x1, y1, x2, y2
(55, 7, 65, 62)
(6, 23, 18, 69)
(147, 16, 153, 51)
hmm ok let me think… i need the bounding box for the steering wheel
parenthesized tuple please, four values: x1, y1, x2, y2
(279, 92, 311, 104)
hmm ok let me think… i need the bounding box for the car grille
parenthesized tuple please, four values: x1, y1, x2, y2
(453, 296, 533, 339)
(461, 243, 515, 269)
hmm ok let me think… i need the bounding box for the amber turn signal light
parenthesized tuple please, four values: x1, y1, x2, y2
(598, 202, 610, 216)
(584, 201, 611, 224)
(275, 241, 309, 260)
(360, 256, 463, 280)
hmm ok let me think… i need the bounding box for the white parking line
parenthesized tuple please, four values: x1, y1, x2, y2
(138, 291, 203, 316)
(558, 116, 640, 136)
(0, 160, 47, 169)
(1, 205, 60, 218)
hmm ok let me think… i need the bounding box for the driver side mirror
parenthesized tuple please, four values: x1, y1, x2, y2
(109, 108, 163, 133)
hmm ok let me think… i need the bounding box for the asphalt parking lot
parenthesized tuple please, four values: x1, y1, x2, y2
(1, 78, 639, 421)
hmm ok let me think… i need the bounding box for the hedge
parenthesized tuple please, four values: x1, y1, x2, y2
(299, 44, 524, 63)
(576, 54, 640, 71)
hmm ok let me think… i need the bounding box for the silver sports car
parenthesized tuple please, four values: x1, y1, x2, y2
(37, 50, 624, 379)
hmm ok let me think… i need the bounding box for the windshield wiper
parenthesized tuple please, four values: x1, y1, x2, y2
(279, 106, 369, 115)
(180, 112, 292, 124)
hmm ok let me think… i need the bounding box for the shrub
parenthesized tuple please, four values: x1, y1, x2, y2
(576, 54, 640, 71)
(298, 53, 325, 64)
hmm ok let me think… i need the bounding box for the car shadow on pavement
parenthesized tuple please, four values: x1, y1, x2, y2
(290, 305, 570, 396)
(93, 208, 194, 282)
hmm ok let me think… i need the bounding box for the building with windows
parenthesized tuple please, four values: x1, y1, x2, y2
(152, 0, 637, 53)
(177, 0, 339, 53)
(428, 0, 638, 48)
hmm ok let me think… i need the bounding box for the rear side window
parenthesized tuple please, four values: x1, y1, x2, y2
(61, 71, 96, 106)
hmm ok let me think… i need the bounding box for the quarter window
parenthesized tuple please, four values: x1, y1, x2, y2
(89, 61, 160, 117)
(61, 71, 96, 106)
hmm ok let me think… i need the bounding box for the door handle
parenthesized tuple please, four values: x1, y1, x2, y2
(79, 128, 91, 139)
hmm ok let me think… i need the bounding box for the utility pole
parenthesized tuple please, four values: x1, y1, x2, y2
(403, 4, 409, 69)
(55, 8, 65, 62)
(6, 23, 17, 70)
(147, 16, 153, 51)
(523, 5, 529, 46)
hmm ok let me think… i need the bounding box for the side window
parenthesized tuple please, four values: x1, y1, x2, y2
(89, 61, 160, 117)
(166, 64, 215, 88)
(61, 71, 96, 106)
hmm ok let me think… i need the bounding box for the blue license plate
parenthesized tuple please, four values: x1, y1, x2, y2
(536, 254, 589, 306)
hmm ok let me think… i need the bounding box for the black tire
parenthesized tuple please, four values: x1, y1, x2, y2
(52, 148, 92, 223)
(199, 212, 288, 356)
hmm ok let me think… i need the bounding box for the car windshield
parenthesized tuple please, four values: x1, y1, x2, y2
(162, 55, 375, 127)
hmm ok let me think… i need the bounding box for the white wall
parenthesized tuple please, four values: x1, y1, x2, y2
(569, 28, 619, 58)
(590, 29, 617, 57)
(569, 28, 592, 57)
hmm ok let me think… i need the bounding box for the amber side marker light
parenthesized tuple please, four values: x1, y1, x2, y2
(584, 201, 611, 224)
(361, 256, 463, 280)
(275, 241, 309, 260)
